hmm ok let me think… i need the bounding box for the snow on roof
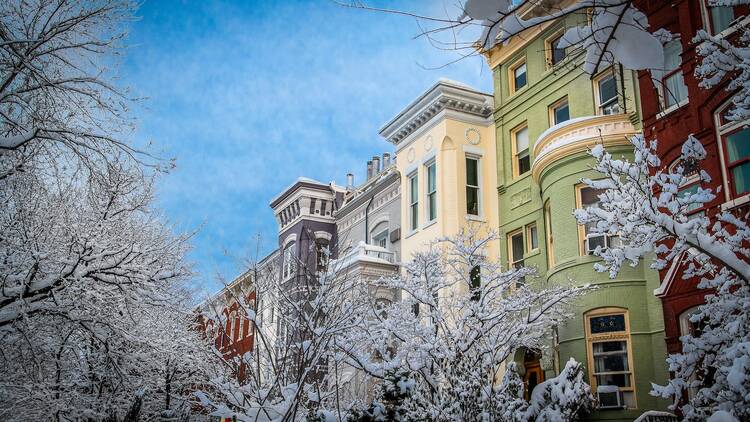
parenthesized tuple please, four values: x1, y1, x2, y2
(268, 176, 329, 207)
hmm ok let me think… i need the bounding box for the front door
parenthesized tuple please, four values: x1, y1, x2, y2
(523, 351, 544, 400)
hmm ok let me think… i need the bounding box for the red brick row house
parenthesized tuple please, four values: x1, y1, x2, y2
(636, 0, 749, 355)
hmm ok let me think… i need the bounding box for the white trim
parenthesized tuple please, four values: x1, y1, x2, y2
(405, 163, 418, 177)
(463, 145, 484, 157)
(425, 160, 438, 223)
(656, 97, 689, 120)
(421, 150, 437, 164)
(314, 231, 332, 241)
(721, 193, 750, 211)
(282, 233, 297, 248)
(465, 154, 483, 218)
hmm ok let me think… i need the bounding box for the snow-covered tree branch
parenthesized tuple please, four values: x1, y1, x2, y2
(575, 135, 750, 420)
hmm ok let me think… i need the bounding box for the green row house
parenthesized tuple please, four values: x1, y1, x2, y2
(483, 7, 670, 421)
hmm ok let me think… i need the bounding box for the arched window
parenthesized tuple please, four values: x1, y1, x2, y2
(315, 239, 329, 272)
(584, 308, 636, 409)
(283, 241, 296, 279)
(371, 221, 389, 249)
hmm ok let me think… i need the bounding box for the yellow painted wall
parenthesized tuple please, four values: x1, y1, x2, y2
(394, 116, 500, 287)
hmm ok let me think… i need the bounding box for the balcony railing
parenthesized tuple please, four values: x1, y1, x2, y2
(331, 241, 396, 270)
(633, 411, 679, 422)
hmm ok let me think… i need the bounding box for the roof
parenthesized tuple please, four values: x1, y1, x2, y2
(378, 79, 493, 147)
(269, 177, 335, 208)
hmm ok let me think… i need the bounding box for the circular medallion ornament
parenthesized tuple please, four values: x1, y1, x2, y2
(466, 128, 481, 145)
(407, 147, 416, 163)
(424, 135, 434, 151)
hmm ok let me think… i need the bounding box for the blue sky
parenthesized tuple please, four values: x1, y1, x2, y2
(122, 0, 492, 295)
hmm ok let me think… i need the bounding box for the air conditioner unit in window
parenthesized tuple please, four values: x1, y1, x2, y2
(597, 385, 625, 409)
(585, 234, 607, 254)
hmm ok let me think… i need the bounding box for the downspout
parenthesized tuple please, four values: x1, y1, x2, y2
(364, 196, 375, 244)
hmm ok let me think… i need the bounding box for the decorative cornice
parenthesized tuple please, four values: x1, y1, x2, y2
(379, 80, 493, 147)
(531, 113, 638, 183)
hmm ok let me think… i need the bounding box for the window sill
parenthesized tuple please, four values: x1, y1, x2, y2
(721, 193, 750, 211)
(405, 228, 420, 239)
(525, 248, 541, 259)
(509, 85, 528, 97)
(656, 98, 689, 119)
(509, 172, 532, 185)
(423, 219, 438, 229)
(466, 214, 485, 222)
(712, 16, 750, 40)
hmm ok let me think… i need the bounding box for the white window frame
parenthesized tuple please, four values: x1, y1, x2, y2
(511, 123, 530, 178)
(715, 103, 750, 203)
(594, 70, 620, 115)
(699, 0, 741, 37)
(425, 160, 437, 223)
(465, 155, 482, 217)
(283, 241, 297, 280)
(408, 172, 419, 232)
(659, 38, 689, 113)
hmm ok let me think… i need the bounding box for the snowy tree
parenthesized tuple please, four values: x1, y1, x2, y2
(0, 159, 217, 420)
(0, 0, 158, 180)
(196, 236, 378, 422)
(524, 358, 595, 421)
(340, 229, 592, 421)
(574, 135, 750, 420)
(0, 1, 218, 420)
(197, 230, 593, 421)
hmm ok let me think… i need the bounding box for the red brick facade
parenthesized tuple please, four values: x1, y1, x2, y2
(636, 0, 748, 354)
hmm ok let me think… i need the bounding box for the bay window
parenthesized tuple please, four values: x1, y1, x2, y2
(595, 71, 620, 115)
(585, 309, 636, 409)
(577, 185, 619, 255)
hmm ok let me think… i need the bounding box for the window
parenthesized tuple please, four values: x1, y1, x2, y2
(549, 97, 570, 126)
(372, 229, 388, 249)
(595, 71, 620, 115)
(544, 200, 555, 267)
(426, 161, 437, 221)
(315, 239, 329, 272)
(585, 309, 636, 409)
(510, 59, 527, 93)
(508, 229, 525, 285)
(283, 241, 296, 279)
(547, 33, 567, 66)
(526, 223, 538, 251)
(662, 39, 688, 109)
(670, 158, 703, 214)
(577, 185, 619, 255)
(466, 157, 480, 216)
(512, 124, 530, 177)
(409, 173, 419, 231)
(470, 265, 481, 301)
(703, 0, 736, 35)
(717, 111, 750, 198)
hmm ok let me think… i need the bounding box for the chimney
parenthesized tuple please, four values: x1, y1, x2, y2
(346, 173, 354, 189)
(366, 160, 373, 180)
(382, 152, 391, 168)
(372, 155, 380, 175)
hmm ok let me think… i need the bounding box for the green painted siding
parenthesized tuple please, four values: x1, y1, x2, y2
(491, 12, 669, 421)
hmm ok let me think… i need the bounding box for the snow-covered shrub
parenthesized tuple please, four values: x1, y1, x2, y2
(575, 135, 750, 420)
(343, 228, 591, 421)
(525, 358, 595, 422)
